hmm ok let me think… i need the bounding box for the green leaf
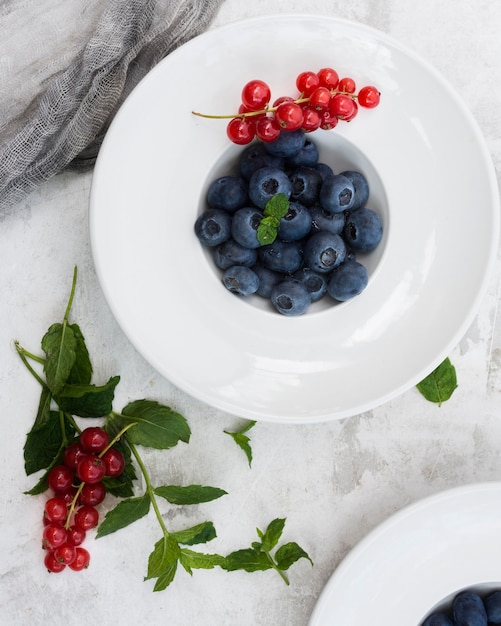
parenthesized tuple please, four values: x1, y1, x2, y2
(154, 485, 227, 505)
(222, 548, 272, 573)
(256, 194, 290, 245)
(258, 518, 286, 553)
(67, 323, 93, 385)
(24, 470, 50, 495)
(23, 411, 75, 475)
(171, 522, 217, 546)
(275, 541, 313, 570)
(96, 494, 151, 538)
(416, 357, 458, 405)
(179, 548, 225, 575)
(56, 376, 120, 417)
(257, 216, 280, 246)
(146, 535, 180, 580)
(152, 562, 178, 591)
(41, 322, 77, 395)
(121, 400, 191, 449)
(264, 193, 290, 219)
(33, 387, 52, 430)
(224, 420, 256, 467)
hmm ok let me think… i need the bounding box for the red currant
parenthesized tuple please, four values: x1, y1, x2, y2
(319, 109, 339, 130)
(358, 85, 381, 108)
(44, 497, 67, 523)
(42, 523, 68, 550)
(241, 79, 271, 111)
(275, 102, 304, 131)
(79, 481, 106, 507)
(226, 117, 255, 145)
(48, 465, 74, 493)
(66, 525, 86, 547)
(63, 441, 87, 469)
(338, 76, 356, 94)
(74, 505, 99, 531)
(44, 551, 66, 573)
(59, 486, 78, 504)
(272, 95, 294, 107)
(101, 447, 126, 478)
(329, 93, 357, 119)
(53, 543, 77, 565)
(317, 67, 339, 90)
(296, 71, 320, 97)
(79, 427, 109, 454)
(301, 106, 321, 132)
(68, 547, 91, 571)
(309, 86, 332, 110)
(254, 116, 280, 142)
(77, 456, 106, 484)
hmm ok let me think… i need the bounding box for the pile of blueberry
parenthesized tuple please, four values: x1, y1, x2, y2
(422, 589, 501, 625)
(194, 129, 383, 316)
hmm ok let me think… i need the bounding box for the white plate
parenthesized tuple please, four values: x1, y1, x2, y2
(308, 482, 501, 625)
(89, 15, 499, 423)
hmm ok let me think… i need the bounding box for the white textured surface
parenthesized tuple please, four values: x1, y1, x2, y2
(1, 1, 501, 625)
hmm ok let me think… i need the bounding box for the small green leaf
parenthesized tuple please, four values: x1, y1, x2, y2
(33, 387, 52, 430)
(146, 535, 180, 580)
(222, 548, 272, 573)
(152, 562, 178, 591)
(96, 494, 151, 538)
(179, 549, 225, 575)
(264, 193, 290, 219)
(171, 521, 217, 546)
(41, 322, 77, 395)
(275, 541, 313, 570)
(224, 420, 256, 467)
(23, 411, 75, 475)
(154, 484, 227, 505)
(56, 376, 120, 417)
(257, 216, 280, 245)
(256, 194, 290, 245)
(416, 357, 458, 405)
(121, 400, 191, 449)
(67, 323, 93, 385)
(258, 518, 286, 553)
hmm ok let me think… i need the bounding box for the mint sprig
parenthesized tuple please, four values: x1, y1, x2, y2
(416, 357, 457, 405)
(257, 193, 290, 245)
(224, 420, 256, 467)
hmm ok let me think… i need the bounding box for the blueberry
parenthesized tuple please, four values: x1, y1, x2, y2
(315, 162, 334, 181)
(222, 265, 259, 296)
(340, 169, 370, 209)
(327, 259, 368, 301)
(285, 137, 319, 168)
(303, 231, 346, 273)
(271, 279, 311, 316)
(194, 209, 232, 247)
(343, 207, 383, 252)
(289, 166, 323, 207)
(231, 207, 264, 249)
(258, 240, 303, 273)
(421, 613, 454, 626)
(310, 204, 345, 235)
(319, 174, 355, 214)
(292, 268, 327, 302)
(214, 238, 258, 270)
(277, 202, 311, 241)
(263, 129, 306, 158)
(248, 166, 292, 209)
(485, 591, 501, 624)
(207, 175, 248, 213)
(239, 143, 285, 181)
(253, 264, 283, 298)
(452, 591, 488, 626)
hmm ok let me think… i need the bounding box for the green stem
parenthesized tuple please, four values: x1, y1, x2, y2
(64, 266, 78, 322)
(127, 440, 169, 537)
(14, 341, 47, 388)
(99, 422, 136, 457)
(263, 549, 290, 585)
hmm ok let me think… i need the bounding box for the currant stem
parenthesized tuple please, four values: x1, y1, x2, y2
(66, 482, 85, 530)
(99, 421, 136, 458)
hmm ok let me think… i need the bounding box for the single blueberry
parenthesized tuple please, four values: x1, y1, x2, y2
(258, 240, 303, 273)
(303, 231, 346, 273)
(310, 204, 345, 235)
(239, 142, 285, 181)
(248, 166, 292, 209)
(263, 129, 306, 158)
(292, 268, 327, 302)
(343, 207, 383, 252)
(319, 174, 355, 214)
(452, 591, 488, 626)
(277, 202, 311, 242)
(207, 175, 248, 213)
(231, 207, 264, 249)
(340, 169, 370, 209)
(194, 209, 232, 247)
(271, 279, 311, 316)
(285, 137, 319, 168)
(485, 591, 501, 624)
(289, 166, 323, 207)
(421, 613, 454, 626)
(222, 265, 259, 296)
(327, 259, 369, 301)
(213, 238, 258, 270)
(315, 162, 334, 182)
(253, 263, 283, 298)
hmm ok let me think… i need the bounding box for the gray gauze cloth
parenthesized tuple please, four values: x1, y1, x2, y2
(0, 0, 224, 210)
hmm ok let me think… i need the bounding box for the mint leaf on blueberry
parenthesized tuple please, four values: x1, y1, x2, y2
(257, 193, 290, 245)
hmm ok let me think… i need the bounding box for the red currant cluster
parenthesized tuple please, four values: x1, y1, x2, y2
(42, 427, 125, 573)
(193, 68, 380, 145)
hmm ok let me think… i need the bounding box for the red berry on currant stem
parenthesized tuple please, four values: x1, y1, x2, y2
(42, 523, 68, 550)
(101, 447, 126, 478)
(241, 79, 271, 111)
(68, 547, 91, 571)
(53, 543, 77, 565)
(66, 525, 86, 547)
(79, 481, 107, 507)
(74, 505, 99, 531)
(275, 101, 304, 130)
(296, 70, 320, 96)
(44, 551, 66, 573)
(44, 497, 68, 523)
(77, 456, 107, 484)
(358, 85, 381, 108)
(226, 117, 255, 145)
(79, 427, 109, 454)
(48, 465, 74, 493)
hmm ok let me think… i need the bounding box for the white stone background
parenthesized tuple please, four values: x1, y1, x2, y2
(1, 1, 501, 625)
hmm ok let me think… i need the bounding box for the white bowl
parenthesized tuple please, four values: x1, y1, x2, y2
(89, 15, 499, 423)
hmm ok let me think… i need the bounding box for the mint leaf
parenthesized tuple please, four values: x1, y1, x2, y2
(153, 562, 178, 591)
(67, 323, 93, 385)
(224, 420, 256, 467)
(275, 541, 313, 570)
(41, 322, 77, 396)
(179, 549, 225, 574)
(171, 521, 217, 546)
(264, 193, 290, 219)
(257, 216, 280, 245)
(257, 518, 285, 553)
(257, 193, 290, 245)
(96, 494, 151, 538)
(154, 485, 227, 505)
(146, 535, 180, 580)
(120, 400, 190, 449)
(23, 410, 75, 475)
(222, 548, 272, 573)
(33, 387, 52, 430)
(416, 357, 457, 405)
(56, 376, 120, 417)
